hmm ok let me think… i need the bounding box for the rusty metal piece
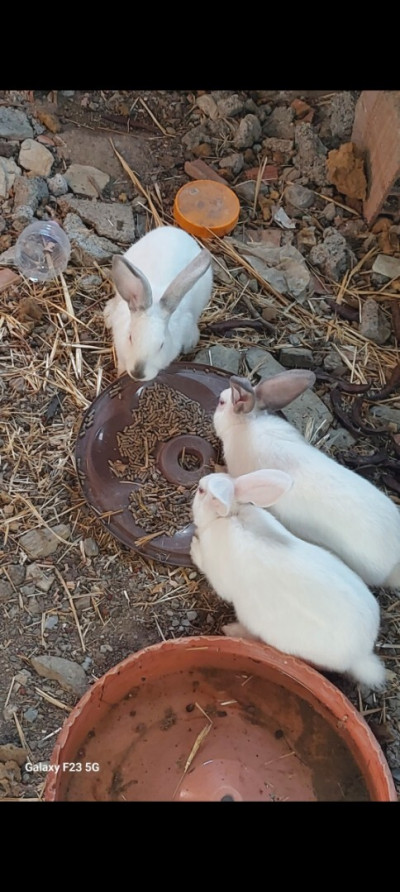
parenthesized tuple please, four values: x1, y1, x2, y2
(368, 364, 400, 401)
(325, 298, 359, 322)
(381, 474, 400, 496)
(329, 388, 363, 437)
(206, 318, 267, 334)
(351, 396, 389, 435)
(314, 369, 371, 393)
(391, 302, 400, 342)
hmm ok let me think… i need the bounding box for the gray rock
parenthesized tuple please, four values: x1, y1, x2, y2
(359, 299, 391, 345)
(329, 92, 356, 142)
(44, 615, 58, 630)
(76, 274, 102, 292)
(19, 523, 71, 559)
(245, 348, 332, 435)
(323, 427, 356, 450)
(47, 173, 69, 196)
(309, 228, 352, 281)
(64, 163, 110, 197)
(219, 153, 244, 175)
(279, 347, 314, 369)
(263, 106, 295, 140)
(194, 344, 241, 373)
(233, 114, 262, 150)
(372, 254, 400, 280)
(260, 267, 288, 293)
(182, 124, 211, 150)
(83, 537, 99, 557)
(100, 643, 113, 653)
(60, 91, 75, 97)
(0, 139, 19, 157)
(216, 94, 245, 117)
(0, 157, 21, 198)
(284, 184, 314, 210)
(25, 563, 54, 593)
(13, 175, 49, 211)
(323, 349, 347, 374)
(234, 181, 259, 203)
(0, 217, 5, 233)
(262, 136, 293, 156)
(186, 610, 198, 621)
(0, 580, 13, 601)
(6, 565, 25, 586)
(20, 584, 36, 598)
(75, 595, 91, 614)
(12, 206, 34, 231)
(296, 226, 317, 250)
(371, 272, 390, 288)
(235, 240, 312, 302)
(19, 139, 54, 177)
(23, 708, 39, 723)
(15, 670, 32, 685)
(0, 107, 33, 140)
(30, 655, 87, 696)
(321, 201, 336, 223)
(196, 94, 219, 120)
(273, 207, 296, 229)
(294, 123, 328, 186)
(370, 406, 400, 428)
(63, 213, 122, 265)
(58, 196, 135, 244)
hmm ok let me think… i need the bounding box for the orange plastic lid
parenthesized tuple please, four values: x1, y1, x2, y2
(173, 179, 240, 238)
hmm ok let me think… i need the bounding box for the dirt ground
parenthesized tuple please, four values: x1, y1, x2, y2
(1, 89, 400, 801)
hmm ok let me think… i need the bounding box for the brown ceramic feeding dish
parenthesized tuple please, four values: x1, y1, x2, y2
(75, 362, 231, 565)
(44, 636, 397, 802)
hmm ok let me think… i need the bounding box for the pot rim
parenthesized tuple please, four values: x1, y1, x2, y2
(44, 635, 398, 803)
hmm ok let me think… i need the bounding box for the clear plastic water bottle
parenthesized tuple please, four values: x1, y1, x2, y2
(14, 220, 71, 282)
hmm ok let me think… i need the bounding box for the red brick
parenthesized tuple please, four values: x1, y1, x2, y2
(351, 91, 400, 224)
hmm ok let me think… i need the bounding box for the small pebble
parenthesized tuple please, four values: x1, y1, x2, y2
(44, 615, 58, 630)
(83, 537, 99, 557)
(186, 611, 198, 621)
(23, 707, 39, 723)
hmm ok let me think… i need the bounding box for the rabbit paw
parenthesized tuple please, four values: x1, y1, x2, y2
(222, 622, 258, 641)
(190, 534, 203, 571)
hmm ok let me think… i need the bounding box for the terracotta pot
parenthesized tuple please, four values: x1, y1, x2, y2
(44, 636, 397, 802)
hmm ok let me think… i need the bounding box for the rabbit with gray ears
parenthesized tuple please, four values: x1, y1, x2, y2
(104, 225, 213, 381)
(190, 469, 385, 690)
(213, 370, 400, 589)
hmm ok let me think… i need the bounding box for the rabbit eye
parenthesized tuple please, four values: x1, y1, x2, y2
(128, 334, 133, 344)
(198, 486, 205, 495)
(219, 398, 225, 406)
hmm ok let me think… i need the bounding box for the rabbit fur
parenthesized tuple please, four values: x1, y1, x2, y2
(104, 225, 213, 381)
(190, 469, 386, 690)
(213, 371, 400, 589)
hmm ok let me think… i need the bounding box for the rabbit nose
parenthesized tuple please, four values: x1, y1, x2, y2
(129, 363, 146, 380)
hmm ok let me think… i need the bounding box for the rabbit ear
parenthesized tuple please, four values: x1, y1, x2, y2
(112, 256, 153, 312)
(254, 370, 316, 411)
(230, 376, 256, 413)
(206, 474, 235, 516)
(159, 249, 211, 315)
(234, 469, 293, 507)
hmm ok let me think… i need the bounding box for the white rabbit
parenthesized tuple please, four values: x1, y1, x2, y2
(213, 371, 400, 589)
(104, 225, 213, 381)
(190, 469, 386, 690)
